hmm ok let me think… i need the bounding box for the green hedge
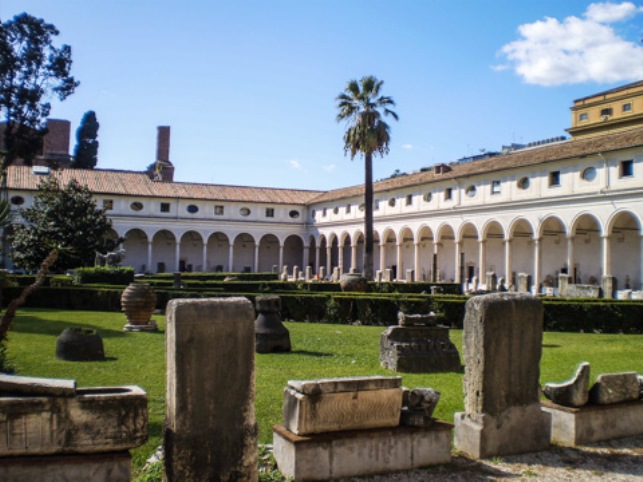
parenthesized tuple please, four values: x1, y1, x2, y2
(72, 267, 135, 285)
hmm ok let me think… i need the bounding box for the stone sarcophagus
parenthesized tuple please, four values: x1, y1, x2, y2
(283, 376, 403, 435)
(380, 312, 461, 373)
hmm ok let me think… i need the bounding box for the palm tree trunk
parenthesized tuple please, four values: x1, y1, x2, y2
(363, 153, 374, 280)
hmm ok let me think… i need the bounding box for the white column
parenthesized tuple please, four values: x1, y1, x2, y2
(315, 245, 320, 275)
(414, 242, 421, 280)
(379, 243, 386, 272)
(326, 246, 332, 274)
(454, 241, 462, 284)
(147, 240, 153, 273)
(396, 243, 403, 281)
(174, 241, 181, 272)
(433, 242, 441, 282)
(303, 245, 310, 271)
(278, 244, 284, 273)
(533, 237, 541, 294)
(202, 242, 207, 273)
(566, 235, 575, 279)
(228, 243, 234, 272)
(254, 244, 260, 273)
(351, 244, 357, 271)
(602, 235, 612, 277)
(504, 239, 512, 285)
(478, 240, 487, 281)
(338, 243, 344, 274)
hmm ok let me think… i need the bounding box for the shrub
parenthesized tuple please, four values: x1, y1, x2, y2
(73, 266, 135, 285)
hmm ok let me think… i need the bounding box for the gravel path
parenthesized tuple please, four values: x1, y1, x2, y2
(340, 434, 643, 481)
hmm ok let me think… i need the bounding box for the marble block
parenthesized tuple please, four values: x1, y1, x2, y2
(589, 372, 639, 405)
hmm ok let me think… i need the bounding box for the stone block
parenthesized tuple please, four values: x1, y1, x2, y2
(283, 376, 403, 435)
(0, 373, 76, 397)
(273, 422, 452, 481)
(380, 326, 461, 373)
(602, 275, 616, 299)
(589, 372, 639, 405)
(0, 386, 147, 457)
(164, 297, 257, 482)
(542, 400, 643, 445)
(543, 362, 590, 407)
(0, 451, 132, 482)
(454, 404, 551, 459)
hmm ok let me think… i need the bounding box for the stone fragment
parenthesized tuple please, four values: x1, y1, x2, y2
(543, 362, 590, 407)
(164, 298, 257, 481)
(400, 387, 440, 427)
(589, 372, 639, 405)
(255, 295, 291, 353)
(0, 373, 76, 397)
(283, 376, 403, 435)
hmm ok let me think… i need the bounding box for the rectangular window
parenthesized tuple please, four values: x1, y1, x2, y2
(322, 208, 327, 217)
(600, 107, 613, 117)
(103, 199, 113, 210)
(491, 180, 501, 194)
(549, 171, 561, 187)
(405, 194, 413, 206)
(620, 159, 634, 178)
(265, 208, 275, 218)
(579, 112, 589, 122)
(214, 205, 224, 215)
(160, 202, 170, 213)
(346, 204, 351, 213)
(374, 200, 380, 211)
(623, 103, 632, 112)
(444, 188, 452, 200)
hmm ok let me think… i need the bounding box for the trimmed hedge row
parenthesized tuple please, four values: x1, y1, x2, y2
(72, 267, 135, 285)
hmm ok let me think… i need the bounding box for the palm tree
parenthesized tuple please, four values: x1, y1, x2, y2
(336, 76, 398, 281)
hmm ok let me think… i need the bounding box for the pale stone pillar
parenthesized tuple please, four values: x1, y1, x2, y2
(314, 245, 320, 276)
(379, 243, 386, 274)
(351, 244, 357, 272)
(601, 235, 612, 277)
(302, 246, 310, 272)
(326, 246, 332, 276)
(174, 242, 181, 272)
(228, 243, 234, 272)
(455, 241, 462, 284)
(164, 298, 257, 481)
(278, 244, 284, 274)
(504, 239, 512, 286)
(566, 235, 575, 280)
(478, 240, 487, 284)
(396, 243, 403, 281)
(433, 242, 441, 282)
(533, 237, 541, 294)
(338, 244, 344, 275)
(414, 242, 421, 280)
(147, 241, 153, 273)
(202, 242, 207, 273)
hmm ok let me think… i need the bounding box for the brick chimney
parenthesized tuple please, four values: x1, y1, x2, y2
(155, 126, 174, 182)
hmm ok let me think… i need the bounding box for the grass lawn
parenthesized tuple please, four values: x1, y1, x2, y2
(5, 308, 643, 478)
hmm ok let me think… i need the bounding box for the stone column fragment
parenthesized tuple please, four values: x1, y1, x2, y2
(164, 298, 258, 481)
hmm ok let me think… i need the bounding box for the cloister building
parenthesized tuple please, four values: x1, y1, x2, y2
(6, 81, 643, 295)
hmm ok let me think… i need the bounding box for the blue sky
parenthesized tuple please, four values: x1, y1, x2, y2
(2, 1, 642, 191)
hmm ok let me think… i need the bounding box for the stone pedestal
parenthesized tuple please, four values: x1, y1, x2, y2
(542, 400, 643, 445)
(319, 266, 326, 280)
(385, 268, 393, 282)
(283, 376, 402, 435)
(305, 266, 312, 281)
(380, 325, 461, 373)
(405, 269, 414, 282)
(273, 422, 452, 481)
(517, 273, 531, 293)
(602, 275, 616, 299)
(454, 293, 551, 458)
(164, 298, 257, 481)
(558, 273, 571, 296)
(254, 295, 291, 353)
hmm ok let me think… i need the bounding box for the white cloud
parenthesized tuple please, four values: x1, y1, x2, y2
(323, 164, 336, 172)
(499, 2, 643, 86)
(402, 144, 413, 150)
(289, 159, 302, 169)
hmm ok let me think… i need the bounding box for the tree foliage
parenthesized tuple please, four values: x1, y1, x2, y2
(11, 177, 118, 272)
(336, 76, 398, 280)
(71, 110, 99, 169)
(0, 13, 79, 171)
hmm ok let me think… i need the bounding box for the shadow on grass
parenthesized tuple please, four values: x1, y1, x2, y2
(11, 315, 128, 338)
(543, 344, 561, 348)
(289, 350, 333, 357)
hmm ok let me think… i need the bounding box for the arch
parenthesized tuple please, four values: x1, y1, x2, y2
(179, 230, 204, 272)
(283, 234, 304, 273)
(459, 222, 479, 285)
(538, 216, 568, 289)
(206, 232, 230, 272)
(435, 224, 456, 282)
(122, 228, 148, 273)
(353, 231, 365, 272)
(232, 233, 256, 273)
(481, 220, 505, 285)
(307, 235, 317, 273)
(416, 225, 434, 281)
(507, 218, 533, 287)
(380, 228, 398, 279)
(258, 233, 280, 272)
(570, 213, 602, 284)
(398, 226, 415, 280)
(607, 210, 642, 290)
(151, 229, 176, 273)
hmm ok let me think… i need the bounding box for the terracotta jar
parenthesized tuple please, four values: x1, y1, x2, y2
(121, 283, 157, 326)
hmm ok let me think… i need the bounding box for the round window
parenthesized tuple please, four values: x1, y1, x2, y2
(187, 204, 199, 214)
(240, 207, 251, 217)
(130, 201, 144, 211)
(388, 198, 396, 207)
(581, 167, 597, 182)
(517, 177, 530, 190)
(423, 192, 432, 202)
(10, 196, 24, 206)
(465, 185, 477, 197)
(289, 210, 300, 219)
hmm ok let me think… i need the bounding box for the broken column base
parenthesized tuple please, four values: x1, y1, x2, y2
(0, 451, 131, 482)
(273, 422, 452, 481)
(454, 404, 551, 459)
(542, 400, 643, 446)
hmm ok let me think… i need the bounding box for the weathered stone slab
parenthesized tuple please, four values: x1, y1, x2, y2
(380, 325, 461, 373)
(0, 373, 76, 397)
(454, 293, 550, 458)
(283, 376, 403, 435)
(288, 375, 401, 395)
(400, 388, 440, 427)
(543, 362, 590, 407)
(397, 311, 438, 326)
(164, 298, 257, 482)
(0, 386, 147, 457)
(542, 400, 643, 445)
(273, 422, 452, 481)
(0, 451, 132, 482)
(589, 372, 639, 405)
